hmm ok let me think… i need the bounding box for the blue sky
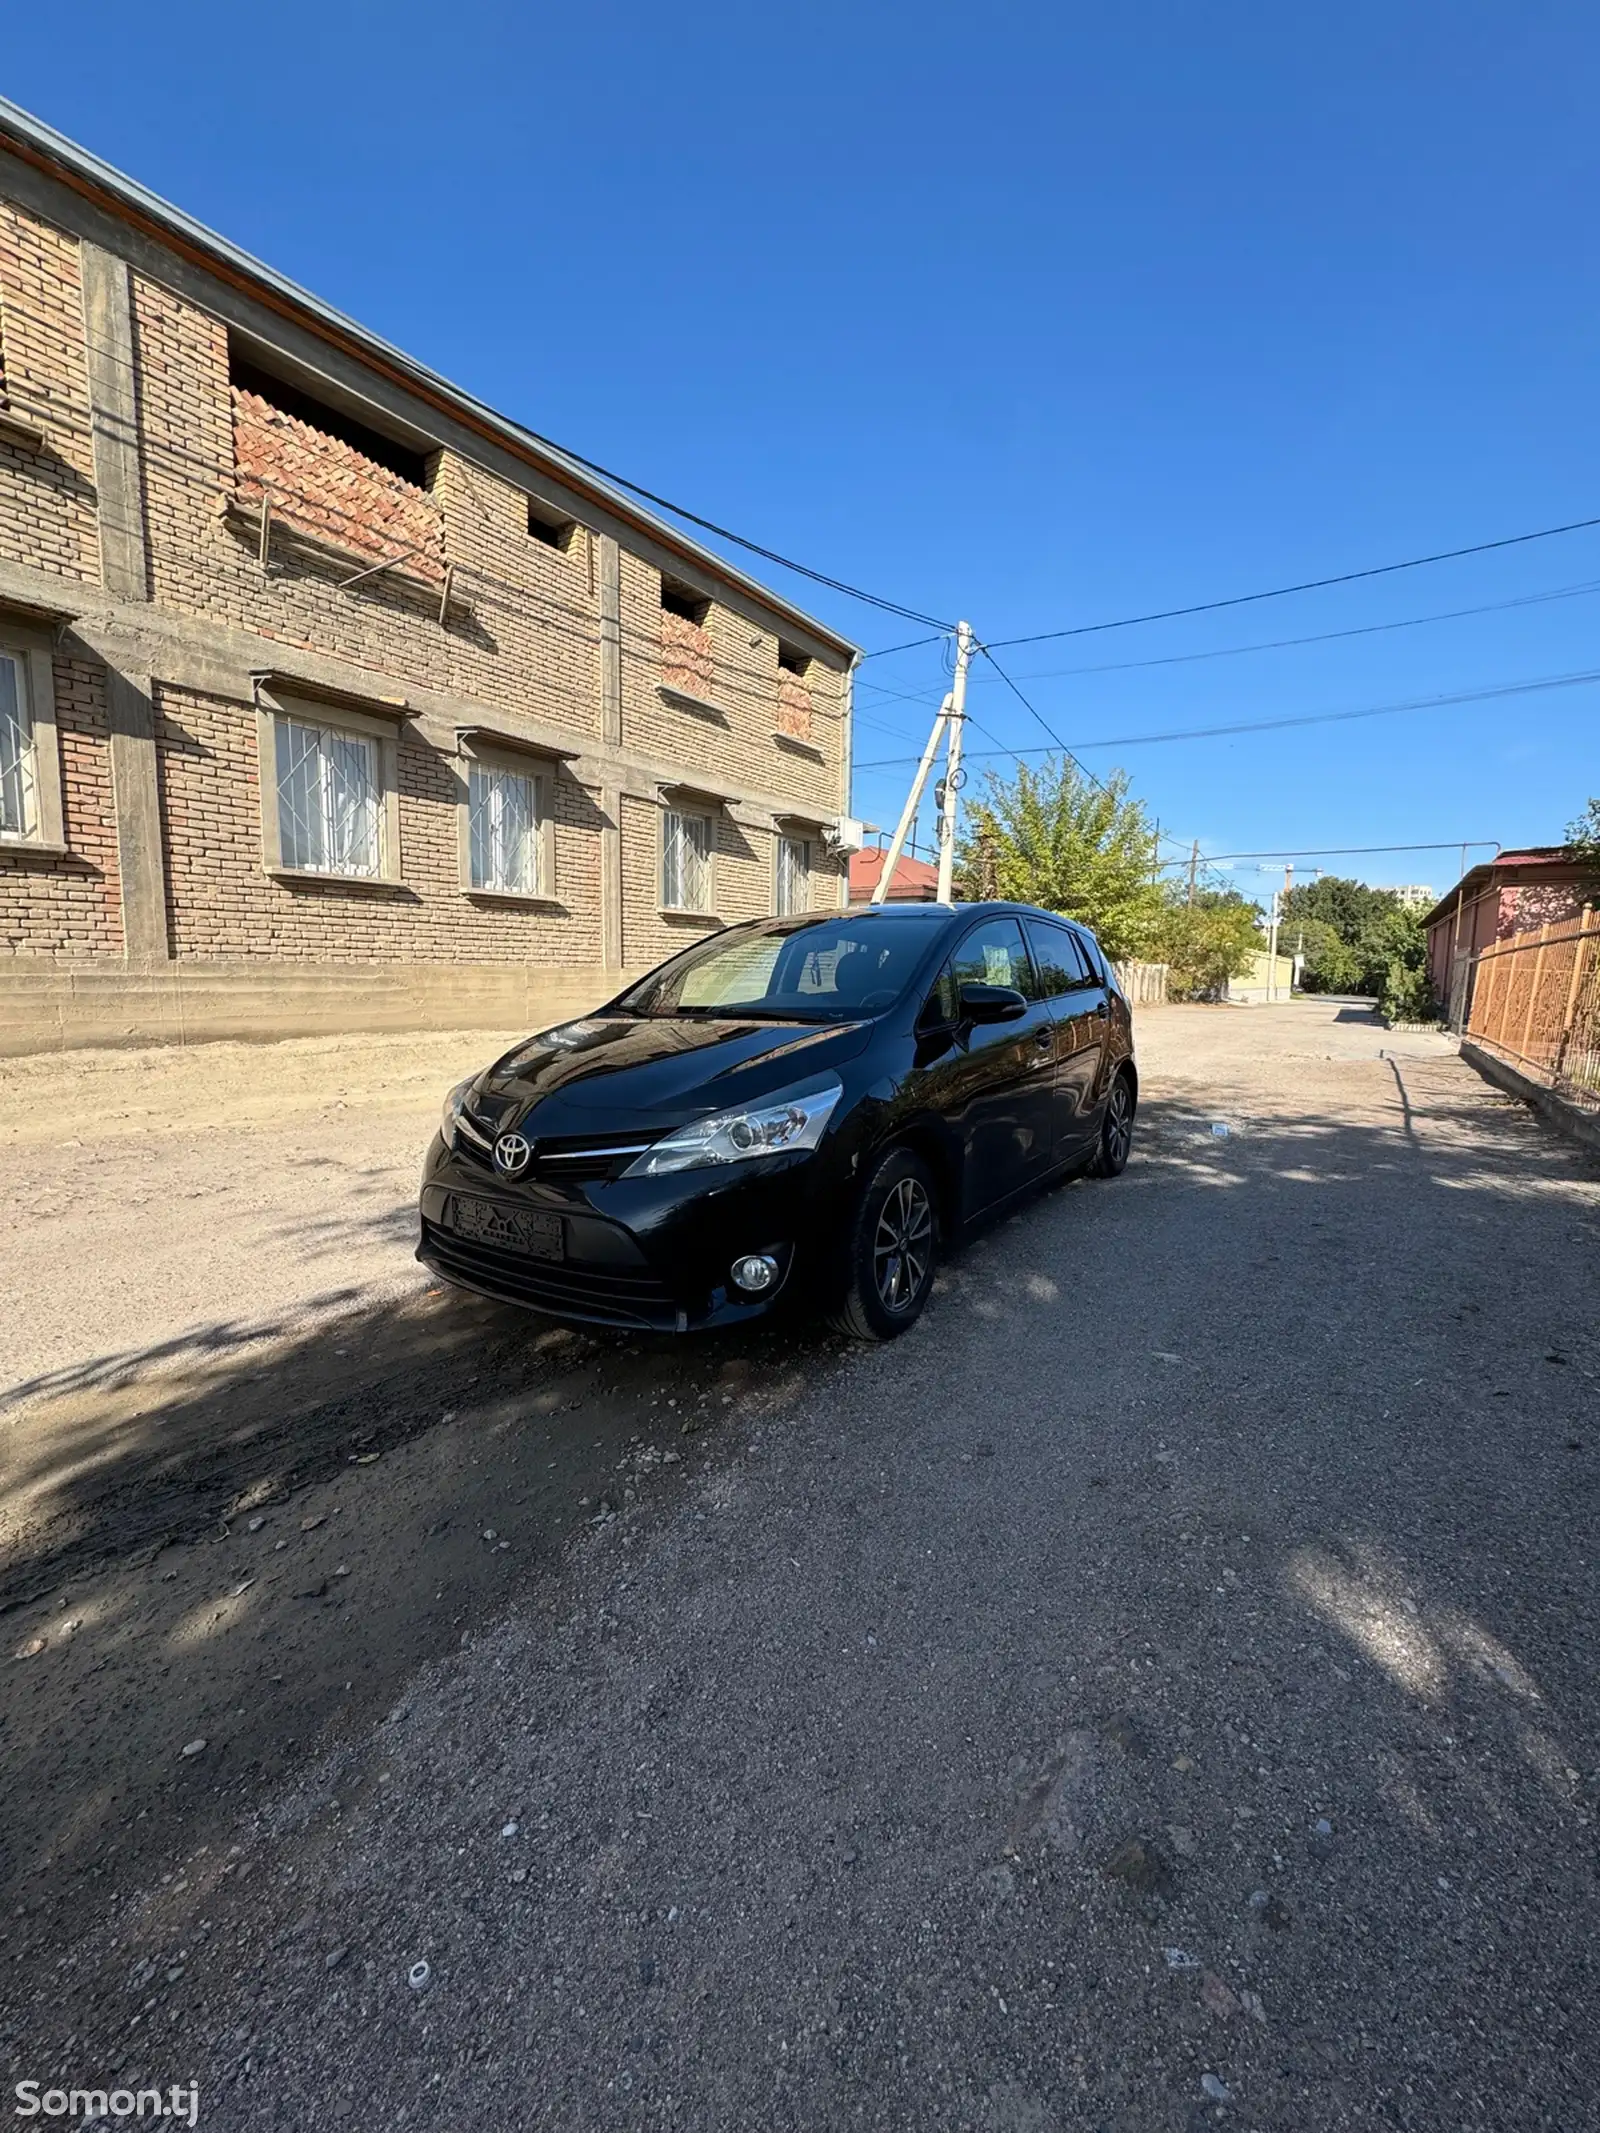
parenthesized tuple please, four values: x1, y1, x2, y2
(9, 3, 1600, 903)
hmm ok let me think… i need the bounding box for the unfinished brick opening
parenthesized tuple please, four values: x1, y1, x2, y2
(229, 345, 445, 582)
(660, 577, 713, 696)
(776, 640, 814, 741)
(526, 495, 577, 551)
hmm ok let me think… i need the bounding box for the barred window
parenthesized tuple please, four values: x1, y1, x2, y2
(662, 807, 713, 912)
(469, 761, 541, 895)
(775, 834, 810, 916)
(0, 650, 37, 841)
(274, 716, 382, 877)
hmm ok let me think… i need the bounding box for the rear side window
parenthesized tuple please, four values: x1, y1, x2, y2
(1073, 928, 1109, 984)
(924, 916, 1040, 1024)
(1025, 918, 1092, 997)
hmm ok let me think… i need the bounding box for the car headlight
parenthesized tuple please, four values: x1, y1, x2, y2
(622, 1078, 844, 1177)
(440, 1077, 490, 1152)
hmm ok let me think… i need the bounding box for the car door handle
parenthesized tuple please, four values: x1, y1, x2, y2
(1032, 1027, 1054, 1053)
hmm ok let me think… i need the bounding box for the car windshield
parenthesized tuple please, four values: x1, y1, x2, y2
(617, 914, 950, 1021)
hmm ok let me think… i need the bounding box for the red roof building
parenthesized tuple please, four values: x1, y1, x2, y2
(848, 848, 941, 903)
(1423, 847, 1600, 1005)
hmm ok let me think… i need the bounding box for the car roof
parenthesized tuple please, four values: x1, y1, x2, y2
(809, 901, 1096, 930)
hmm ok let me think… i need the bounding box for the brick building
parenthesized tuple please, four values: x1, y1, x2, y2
(0, 101, 859, 1054)
(1422, 847, 1600, 1011)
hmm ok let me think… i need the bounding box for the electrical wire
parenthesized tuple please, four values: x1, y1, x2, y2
(854, 666, 1600, 769)
(982, 511, 1600, 651)
(964, 577, 1600, 686)
(1202, 840, 1500, 862)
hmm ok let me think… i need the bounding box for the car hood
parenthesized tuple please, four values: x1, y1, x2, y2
(466, 1013, 873, 1131)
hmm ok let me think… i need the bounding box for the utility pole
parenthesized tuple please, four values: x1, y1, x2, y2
(935, 621, 973, 905)
(871, 689, 952, 904)
(1187, 839, 1200, 906)
(1269, 863, 1292, 1004)
(872, 620, 974, 906)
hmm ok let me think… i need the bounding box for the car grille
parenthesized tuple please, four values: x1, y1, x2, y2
(420, 1219, 685, 1328)
(455, 1121, 651, 1185)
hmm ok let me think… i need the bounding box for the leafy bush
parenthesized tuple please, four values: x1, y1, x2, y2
(1152, 889, 1265, 1000)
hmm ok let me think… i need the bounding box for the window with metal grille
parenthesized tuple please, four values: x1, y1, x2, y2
(662, 807, 713, 912)
(274, 716, 382, 877)
(775, 834, 810, 916)
(469, 761, 541, 895)
(0, 650, 37, 841)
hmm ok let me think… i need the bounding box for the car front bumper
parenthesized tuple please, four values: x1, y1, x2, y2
(416, 1135, 844, 1332)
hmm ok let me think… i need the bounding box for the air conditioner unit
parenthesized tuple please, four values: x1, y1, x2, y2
(823, 815, 865, 855)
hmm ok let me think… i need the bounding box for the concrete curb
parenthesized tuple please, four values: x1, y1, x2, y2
(1460, 1039, 1600, 1159)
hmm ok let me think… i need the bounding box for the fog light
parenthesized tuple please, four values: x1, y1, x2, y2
(731, 1252, 780, 1294)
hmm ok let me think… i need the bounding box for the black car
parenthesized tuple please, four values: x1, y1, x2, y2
(418, 901, 1137, 1340)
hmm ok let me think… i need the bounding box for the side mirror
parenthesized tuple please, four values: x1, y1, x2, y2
(959, 981, 1029, 1025)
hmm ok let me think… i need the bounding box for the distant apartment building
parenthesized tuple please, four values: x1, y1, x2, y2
(1391, 884, 1434, 910)
(0, 103, 858, 1054)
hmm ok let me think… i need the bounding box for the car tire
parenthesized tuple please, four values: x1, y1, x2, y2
(1088, 1070, 1136, 1178)
(828, 1145, 939, 1341)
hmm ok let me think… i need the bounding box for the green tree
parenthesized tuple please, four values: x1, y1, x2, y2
(1281, 875, 1423, 998)
(1566, 798, 1600, 860)
(1152, 887, 1264, 1001)
(955, 756, 1163, 960)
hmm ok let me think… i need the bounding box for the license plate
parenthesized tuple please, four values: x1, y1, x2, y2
(449, 1195, 564, 1261)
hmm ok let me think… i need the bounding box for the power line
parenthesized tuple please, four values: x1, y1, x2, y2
(966, 577, 1600, 686)
(983, 511, 1600, 651)
(859, 632, 950, 662)
(974, 644, 1111, 795)
(1204, 841, 1500, 862)
(852, 666, 1600, 769)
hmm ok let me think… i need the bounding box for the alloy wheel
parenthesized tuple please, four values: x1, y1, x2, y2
(873, 1175, 933, 1313)
(1106, 1081, 1133, 1166)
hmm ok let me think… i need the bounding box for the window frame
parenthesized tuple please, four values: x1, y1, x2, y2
(456, 739, 558, 905)
(255, 692, 402, 886)
(0, 624, 66, 855)
(659, 799, 717, 918)
(774, 831, 811, 917)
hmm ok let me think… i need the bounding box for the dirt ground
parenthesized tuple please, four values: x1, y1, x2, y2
(1, 1022, 837, 1928)
(6, 1001, 1596, 2133)
(0, 1002, 1454, 1931)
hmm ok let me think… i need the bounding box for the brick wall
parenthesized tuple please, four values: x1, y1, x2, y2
(661, 607, 714, 695)
(0, 204, 100, 584)
(0, 183, 850, 1021)
(155, 683, 601, 965)
(621, 553, 842, 819)
(777, 672, 813, 742)
(0, 654, 121, 954)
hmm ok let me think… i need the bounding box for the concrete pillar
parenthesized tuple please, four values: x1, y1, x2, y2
(80, 246, 168, 960)
(597, 534, 622, 749)
(600, 783, 623, 974)
(80, 243, 150, 602)
(107, 667, 170, 961)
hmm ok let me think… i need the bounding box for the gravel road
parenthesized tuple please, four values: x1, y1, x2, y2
(4, 1000, 1598, 2132)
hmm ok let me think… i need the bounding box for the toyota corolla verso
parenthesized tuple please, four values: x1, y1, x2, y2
(417, 901, 1136, 1340)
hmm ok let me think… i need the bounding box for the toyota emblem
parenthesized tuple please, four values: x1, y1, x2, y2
(493, 1131, 533, 1178)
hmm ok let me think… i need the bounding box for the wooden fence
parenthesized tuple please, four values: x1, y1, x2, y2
(1114, 960, 1169, 1007)
(1460, 908, 1600, 1110)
